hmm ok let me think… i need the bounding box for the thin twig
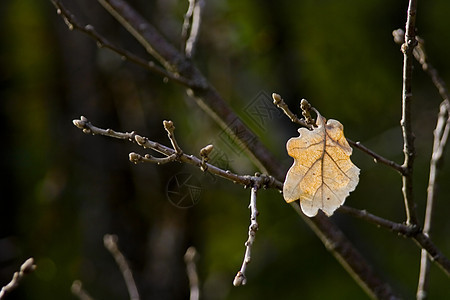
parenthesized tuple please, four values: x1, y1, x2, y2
(163, 120, 183, 155)
(71, 280, 95, 300)
(50, 0, 195, 87)
(184, 247, 200, 300)
(347, 139, 405, 175)
(234, 186, 259, 286)
(104, 234, 140, 300)
(417, 100, 450, 299)
(0, 258, 36, 299)
(399, 0, 419, 226)
(182, 0, 204, 58)
(339, 206, 450, 278)
(73, 116, 282, 190)
(272, 93, 311, 128)
(339, 206, 416, 236)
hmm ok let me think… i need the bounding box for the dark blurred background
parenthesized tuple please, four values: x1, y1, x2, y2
(1, 0, 449, 299)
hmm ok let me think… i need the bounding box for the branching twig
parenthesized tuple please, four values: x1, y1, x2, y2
(50, 0, 196, 87)
(272, 93, 311, 128)
(0, 258, 36, 299)
(234, 186, 259, 286)
(184, 247, 200, 300)
(104, 234, 140, 300)
(73, 116, 282, 190)
(399, 0, 419, 226)
(71, 280, 95, 300)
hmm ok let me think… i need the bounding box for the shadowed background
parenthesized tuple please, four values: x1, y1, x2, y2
(1, 0, 449, 299)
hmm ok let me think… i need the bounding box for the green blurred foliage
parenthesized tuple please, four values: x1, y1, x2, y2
(1, 0, 450, 299)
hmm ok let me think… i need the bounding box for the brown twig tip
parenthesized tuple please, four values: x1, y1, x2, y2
(392, 29, 405, 44)
(200, 144, 213, 157)
(199, 144, 213, 171)
(163, 120, 175, 131)
(272, 93, 282, 105)
(300, 99, 315, 126)
(20, 258, 36, 274)
(233, 271, 247, 286)
(129, 152, 141, 164)
(272, 93, 311, 128)
(163, 120, 183, 155)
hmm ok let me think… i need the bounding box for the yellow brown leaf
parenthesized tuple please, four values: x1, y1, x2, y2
(283, 113, 360, 217)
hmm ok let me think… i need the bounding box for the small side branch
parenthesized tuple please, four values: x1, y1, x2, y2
(0, 258, 36, 299)
(399, 0, 419, 226)
(104, 234, 140, 300)
(184, 247, 200, 300)
(234, 186, 259, 286)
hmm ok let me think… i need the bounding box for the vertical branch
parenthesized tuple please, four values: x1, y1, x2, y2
(234, 186, 259, 286)
(400, 0, 419, 226)
(417, 100, 450, 299)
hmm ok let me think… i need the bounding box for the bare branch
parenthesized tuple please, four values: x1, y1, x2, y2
(234, 186, 259, 286)
(50, 0, 195, 87)
(339, 206, 450, 278)
(0, 258, 36, 299)
(182, 0, 204, 58)
(399, 0, 419, 226)
(184, 247, 200, 300)
(417, 100, 450, 299)
(339, 206, 416, 236)
(71, 280, 95, 300)
(104, 234, 140, 300)
(73, 117, 282, 190)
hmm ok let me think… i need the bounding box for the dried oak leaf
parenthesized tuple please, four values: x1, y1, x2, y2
(283, 112, 360, 217)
